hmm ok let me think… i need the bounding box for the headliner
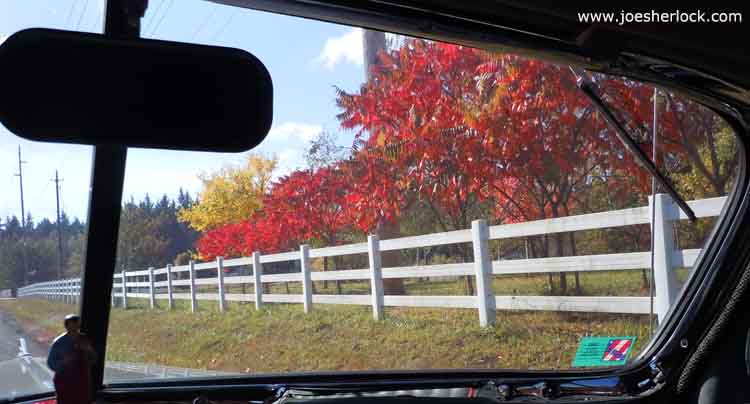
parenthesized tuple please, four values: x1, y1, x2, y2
(210, 0, 750, 109)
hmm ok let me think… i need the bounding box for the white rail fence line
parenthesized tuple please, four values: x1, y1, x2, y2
(17, 194, 726, 326)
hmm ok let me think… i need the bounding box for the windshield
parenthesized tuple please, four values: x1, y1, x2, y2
(0, 0, 741, 395)
(0, 1, 101, 400)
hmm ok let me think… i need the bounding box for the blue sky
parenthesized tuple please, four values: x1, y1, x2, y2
(0, 0, 369, 222)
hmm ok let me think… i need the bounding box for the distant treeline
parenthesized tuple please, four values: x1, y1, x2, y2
(0, 189, 199, 289)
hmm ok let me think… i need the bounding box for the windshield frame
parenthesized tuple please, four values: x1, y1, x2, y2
(15, 0, 746, 402)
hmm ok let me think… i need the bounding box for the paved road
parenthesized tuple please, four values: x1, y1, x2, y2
(0, 306, 55, 400)
(0, 303, 233, 394)
(0, 309, 48, 361)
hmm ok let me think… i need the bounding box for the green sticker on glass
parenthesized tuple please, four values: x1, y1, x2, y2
(572, 336, 636, 367)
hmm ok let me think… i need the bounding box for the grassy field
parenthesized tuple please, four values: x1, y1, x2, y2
(217, 267, 690, 297)
(0, 290, 653, 374)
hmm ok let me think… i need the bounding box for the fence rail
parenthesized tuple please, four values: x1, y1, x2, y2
(17, 194, 726, 326)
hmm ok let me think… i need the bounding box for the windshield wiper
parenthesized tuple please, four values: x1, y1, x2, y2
(570, 68, 697, 222)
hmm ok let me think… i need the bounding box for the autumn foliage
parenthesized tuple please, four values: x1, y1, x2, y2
(191, 38, 733, 274)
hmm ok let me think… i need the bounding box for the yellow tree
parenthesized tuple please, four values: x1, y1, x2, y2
(178, 154, 277, 232)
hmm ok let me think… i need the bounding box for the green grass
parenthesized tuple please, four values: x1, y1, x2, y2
(0, 268, 678, 373)
(0, 297, 651, 374)
(0, 268, 674, 373)
(243, 267, 691, 297)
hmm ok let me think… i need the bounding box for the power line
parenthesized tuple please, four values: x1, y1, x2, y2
(191, 5, 219, 41)
(210, 9, 239, 42)
(65, 0, 79, 28)
(31, 179, 52, 213)
(149, 0, 173, 38)
(75, 0, 89, 30)
(142, 0, 166, 35)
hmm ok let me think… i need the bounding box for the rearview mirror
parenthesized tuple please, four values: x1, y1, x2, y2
(0, 28, 273, 152)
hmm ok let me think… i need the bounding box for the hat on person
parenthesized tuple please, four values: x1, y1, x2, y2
(64, 314, 80, 326)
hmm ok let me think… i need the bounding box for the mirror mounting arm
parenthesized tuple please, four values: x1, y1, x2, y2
(104, 0, 147, 38)
(79, 0, 147, 392)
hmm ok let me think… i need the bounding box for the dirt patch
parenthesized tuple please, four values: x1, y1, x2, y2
(16, 318, 56, 349)
(0, 305, 59, 350)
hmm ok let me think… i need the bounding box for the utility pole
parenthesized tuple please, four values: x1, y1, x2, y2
(14, 146, 26, 227)
(53, 170, 64, 279)
(14, 146, 28, 285)
(362, 30, 386, 81)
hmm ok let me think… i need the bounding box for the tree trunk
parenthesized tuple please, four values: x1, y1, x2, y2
(555, 233, 567, 294)
(559, 273, 567, 294)
(378, 219, 406, 295)
(569, 233, 581, 295)
(323, 256, 329, 289)
(462, 244, 475, 295)
(363, 30, 404, 295)
(540, 235, 554, 294)
(638, 224, 649, 291)
(524, 238, 530, 259)
(334, 255, 342, 294)
(416, 248, 425, 282)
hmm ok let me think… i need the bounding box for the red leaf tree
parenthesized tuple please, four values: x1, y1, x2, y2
(197, 167, 351, 261)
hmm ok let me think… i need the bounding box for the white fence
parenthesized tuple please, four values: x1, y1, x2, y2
(17, 194, 726, 326)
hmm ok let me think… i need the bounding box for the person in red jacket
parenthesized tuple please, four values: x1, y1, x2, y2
(47, 314, 95, 404)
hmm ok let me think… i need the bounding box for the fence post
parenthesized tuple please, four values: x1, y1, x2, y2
(300, 245, 312, 313)
(252, 252, 263, 310)
(148, 267, 156, 309)
(472, 219, 496, 327)
(122, 270, 128, 309)
(368, 234, 385, 320)
(651, 193, 679, 323)
(189, 260, 197, 313)
(166, 264, 173, 310)
(217, 257, 226, 312)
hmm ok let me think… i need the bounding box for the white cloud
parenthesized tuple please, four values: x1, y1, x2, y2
(316, 28, 363, 70)
(276, 148, 305, 175)
(0, 35, 6, 45)
(250, 122, 324, 176)
(266, 122, 322, 143)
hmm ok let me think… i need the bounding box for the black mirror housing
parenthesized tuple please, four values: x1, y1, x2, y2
(0, 28, 273, 152)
